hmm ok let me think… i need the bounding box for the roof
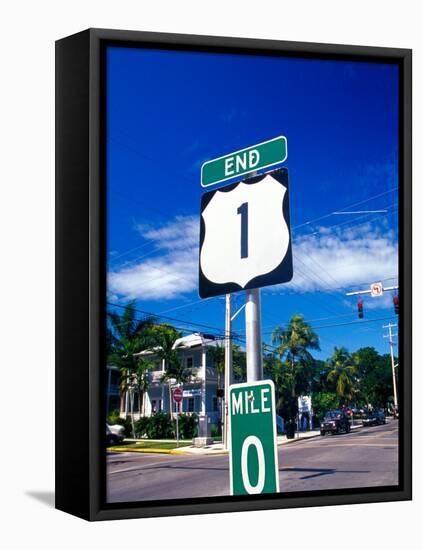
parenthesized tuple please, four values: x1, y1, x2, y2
(133, 332, 225, 356)
(173, 332, 224, 349)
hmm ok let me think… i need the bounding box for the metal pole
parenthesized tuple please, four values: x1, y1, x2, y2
(129, 387, 135, 438)
(384, 323, 398, 411)
(176, 402, 179, 447)
(223, 294, 232, 450)
(245, 288, 263, 381)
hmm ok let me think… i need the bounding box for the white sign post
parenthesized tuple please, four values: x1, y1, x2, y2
(173, 388, 183, 447)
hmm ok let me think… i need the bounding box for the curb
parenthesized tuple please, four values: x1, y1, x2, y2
(107, 446, 190, 455)
(277, 425, 363, 446)
(278, 433, 321, 446)
(108, 425, 365, 456)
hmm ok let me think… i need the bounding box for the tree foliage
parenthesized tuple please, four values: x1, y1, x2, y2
(266, 315, 396, 422)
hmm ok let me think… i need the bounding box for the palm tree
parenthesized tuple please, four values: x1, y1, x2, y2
(148, 324, 183, 418)
(107, 302, 155, 426)
(271, 314, 320, 422)
(207, 344, 225, 391)
(134, 357, 155, 417)
(271, 314, 320, 370)
(327, 346, 357, 404)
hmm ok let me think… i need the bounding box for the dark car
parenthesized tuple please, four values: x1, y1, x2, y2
(320, 410, 351, 435)
(362, 410, 386, 426)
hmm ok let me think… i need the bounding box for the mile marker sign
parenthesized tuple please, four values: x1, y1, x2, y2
(229, 380, 279, 495)
(199, 168, 293, 298)
(201, 135, 287, 188)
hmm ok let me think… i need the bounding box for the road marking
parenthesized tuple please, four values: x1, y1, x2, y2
(295, 443, 398, 448)
(108, 454, 221, 475)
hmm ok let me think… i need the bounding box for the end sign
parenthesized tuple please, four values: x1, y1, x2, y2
(201, 136, 287, 188)
(229, 380, 279, 495)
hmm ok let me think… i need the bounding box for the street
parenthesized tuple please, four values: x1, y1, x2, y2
(107, 421, 399, 503)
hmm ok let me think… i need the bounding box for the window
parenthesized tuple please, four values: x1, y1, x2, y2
(151, 400, 157, 413)
(132, 393, 140, 413)
(187, 397, 194, 412)
(213, 396, 218, 412)
(186, 356, 193, 368)
(110, 369, 119, 385)
(109, 396, 120, 412)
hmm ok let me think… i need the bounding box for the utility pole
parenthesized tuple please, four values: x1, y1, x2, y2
(383, 323, 398, 412)
(223, 293, 232, 450)
(245, 288, 263, 381)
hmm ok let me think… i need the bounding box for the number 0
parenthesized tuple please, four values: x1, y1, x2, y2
(241, 435, 266, 494)
(237, 202, 248, 258)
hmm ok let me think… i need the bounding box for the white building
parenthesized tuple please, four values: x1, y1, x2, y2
(107, 333, 226, 427)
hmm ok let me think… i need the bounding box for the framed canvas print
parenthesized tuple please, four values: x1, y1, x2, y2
(55, 28, 412, 521)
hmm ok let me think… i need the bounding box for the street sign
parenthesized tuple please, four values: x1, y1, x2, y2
(371, 282, 383, 297)
(201, 136, 287, 188)
(182, 388, 202, 398)
(229, 380, 279, 495)
(199, 168, 293, 298)
(173, 388, 183, 403)
(298, 395, 312, 413)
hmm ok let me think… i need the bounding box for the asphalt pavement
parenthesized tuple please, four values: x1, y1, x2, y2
(106, 420, 398, 503)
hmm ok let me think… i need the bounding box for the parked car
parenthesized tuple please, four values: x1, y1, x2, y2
(320, 410, 351, 435)
(362, 410, 386, 426)
(106, 423, 125, 446)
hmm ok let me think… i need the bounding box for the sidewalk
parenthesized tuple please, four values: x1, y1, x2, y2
(109, 423, 363, 456)
(166, 426, 363, 456)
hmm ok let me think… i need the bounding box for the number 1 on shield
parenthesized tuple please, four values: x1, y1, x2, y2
(237, 202, 248, 259)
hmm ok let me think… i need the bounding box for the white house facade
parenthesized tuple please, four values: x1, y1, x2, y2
(106, 333, 226, 427)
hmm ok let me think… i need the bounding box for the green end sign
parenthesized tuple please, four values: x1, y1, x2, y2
(229, 380, 279, 496)
(201, 136, 287, 188)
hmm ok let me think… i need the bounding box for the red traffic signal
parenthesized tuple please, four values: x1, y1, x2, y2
(357, 298, 364, 319)
(393, 293, 399, 315)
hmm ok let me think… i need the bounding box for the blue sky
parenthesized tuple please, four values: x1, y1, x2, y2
(106, 46, 399, 359)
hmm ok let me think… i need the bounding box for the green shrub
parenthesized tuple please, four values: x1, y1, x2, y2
(146, 412, 174, 439)
(177, 413, 198, 439)
(311, 392, 341, 424)
(134, 417, 150, 438)
(107, 409, 122, 425)
(122, 415, 136, 437)
(211, 423, 220, 438)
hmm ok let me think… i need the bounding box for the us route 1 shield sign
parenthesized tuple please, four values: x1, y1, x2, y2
(229, 380, 279, 495)
(199, 168, 293, 298)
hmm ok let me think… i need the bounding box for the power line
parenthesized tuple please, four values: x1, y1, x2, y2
(107, 301, 229, 337)
(292, 188, 398, 231)
(312, 315, 397, 330)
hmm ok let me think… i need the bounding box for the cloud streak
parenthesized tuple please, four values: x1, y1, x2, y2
(285, 222, 398, 294)
(108, 215, 398, 302)
(109, 216, 199, 300)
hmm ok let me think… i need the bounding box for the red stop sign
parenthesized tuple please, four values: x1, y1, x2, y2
(173, 388, 183, 403)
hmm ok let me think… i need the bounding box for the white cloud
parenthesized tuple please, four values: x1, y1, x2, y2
(281, 222, 398, 295)
(136, 215, 198, 250)
(109, 214, 398, 302)
(109, 216, 199, 300)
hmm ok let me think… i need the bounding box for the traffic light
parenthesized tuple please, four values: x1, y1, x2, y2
(393, 293, 399, 315)
(357, 298, 364, 319)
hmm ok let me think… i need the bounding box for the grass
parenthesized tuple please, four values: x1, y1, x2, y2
(113, 440, 192, 450)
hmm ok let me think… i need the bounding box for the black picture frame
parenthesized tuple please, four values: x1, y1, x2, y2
(55, 28, 412, 521)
